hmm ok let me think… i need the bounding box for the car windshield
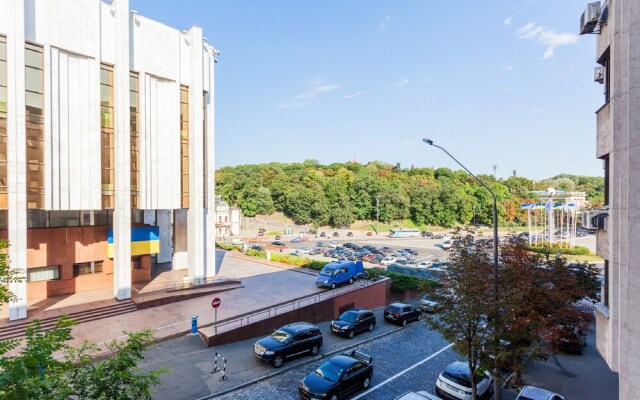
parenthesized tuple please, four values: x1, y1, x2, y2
(320, 267, 337, 277)
(315, 361, 343, 382)
(422, 295, 435, 302)
(270, 330, 292, 343)
(338, 311, 357, 323)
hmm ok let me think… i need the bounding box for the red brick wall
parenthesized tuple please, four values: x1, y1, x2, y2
(203, 279, 391, 347)
(0, 227, 152, 300)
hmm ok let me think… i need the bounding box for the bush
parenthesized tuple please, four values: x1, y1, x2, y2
(216, 243, 235, 251)
(526, 245, 590, 256)
(365, 269, 437, 292)
(246, 249, 267, 258)
(306, 260, 330, 270)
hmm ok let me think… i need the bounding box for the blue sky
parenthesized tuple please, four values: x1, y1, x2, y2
(131, 0, 603, 180)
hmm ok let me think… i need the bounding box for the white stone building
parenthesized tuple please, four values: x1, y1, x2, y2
(584, 0, 640, 398)
(0, 0, 217, 320)
(214, 196, 241, 241)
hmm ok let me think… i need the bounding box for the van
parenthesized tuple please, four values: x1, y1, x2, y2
(315, 260, 366, 289)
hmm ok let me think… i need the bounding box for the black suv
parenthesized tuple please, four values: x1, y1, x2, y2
(331, 309, 376, 339)
(383, 302, 421, 326)
(253, 322, 323, 368)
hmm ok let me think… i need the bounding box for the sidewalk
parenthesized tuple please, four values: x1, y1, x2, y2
(138, 307, 408, 400)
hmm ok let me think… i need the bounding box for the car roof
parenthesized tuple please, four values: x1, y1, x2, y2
(395, 391, 441, 400)
(326, 354, 359, 369)
(443, 361, 471, 380)
(518, 386, 561, 399)
(280, 322, 318, 333)
(387, 302, 410, 308)
(342, 308, 372, 315)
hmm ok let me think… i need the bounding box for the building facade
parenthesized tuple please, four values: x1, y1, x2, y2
(0, 0, 217, 320)
(586, 0, 640, 398)
(214, 196, 241, 240)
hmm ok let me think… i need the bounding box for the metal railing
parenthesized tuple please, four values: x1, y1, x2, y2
(202, 276, 387, 335)
(131, 276, 240, 304)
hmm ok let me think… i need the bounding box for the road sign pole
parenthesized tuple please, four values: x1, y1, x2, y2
(214, 308, 217, 335)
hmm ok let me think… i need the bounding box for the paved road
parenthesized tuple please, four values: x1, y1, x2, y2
(217, 320, 458, 400)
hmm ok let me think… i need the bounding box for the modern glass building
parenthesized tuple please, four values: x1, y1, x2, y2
(0, 0, 218, 320)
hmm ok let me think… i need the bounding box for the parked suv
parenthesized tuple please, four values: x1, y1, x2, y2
(253, 322, 322, 368)
(435, 361, 493, 400)
(331, 309, 376, 338)
(383, 302, 421, 326)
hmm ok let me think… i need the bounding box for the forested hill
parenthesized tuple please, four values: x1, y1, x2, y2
(215, 161, 604, 228)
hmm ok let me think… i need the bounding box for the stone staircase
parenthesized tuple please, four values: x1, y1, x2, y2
(0, 300, 137, 342)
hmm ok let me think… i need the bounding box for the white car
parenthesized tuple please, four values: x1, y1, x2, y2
(516, 386, 564, 400)
(418, 261, 433, 268)
(435, 361, 492, 400)
(395, 391, 442, 400)
(328, 241, 339, 248)
(295, 247, 312, 255)
(380, 256, 397, 266)
(419, 294, 439, 313)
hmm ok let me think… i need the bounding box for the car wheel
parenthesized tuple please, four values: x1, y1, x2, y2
(330, 395, 338, 400)
(348, 330, 355, 339)
(402, 318, 407, 327)
(349, 277, 354, 284)
(363, 375, 371, 389)
(310, 345, 319, 356)
(330, 282, 337, 290)
(368, 323, 375, 332)
(272, 355, 284, 368)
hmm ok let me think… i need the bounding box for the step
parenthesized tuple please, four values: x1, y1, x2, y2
(0, 301, 137, 341)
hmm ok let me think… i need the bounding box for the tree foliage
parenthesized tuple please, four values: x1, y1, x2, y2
(216, 161, 604, 228)
(425, 230, 600, 397)
(0, 240, 166, 399)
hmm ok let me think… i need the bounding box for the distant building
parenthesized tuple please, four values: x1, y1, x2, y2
(582, 0, 640, 399)
(529, 189, 587, 210)
(1, 0, 217, 320)
(215, 196, 241, 240)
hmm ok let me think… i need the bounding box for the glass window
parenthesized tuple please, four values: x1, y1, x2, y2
(49, 210, 80, 227)
(131, 256, 141, 270)
(28, 266, 60, 282)
(25, 43, 44, 209)
(180, 85, 189, 208)
(25, 67, 43, 93)
(74, 261, 103, 277)
(0, 60, 7, 86)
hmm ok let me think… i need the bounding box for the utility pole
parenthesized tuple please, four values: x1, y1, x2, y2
(376, 196, 379, 234)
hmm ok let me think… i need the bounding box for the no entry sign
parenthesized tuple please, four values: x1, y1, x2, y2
(211, 297, 221, 309)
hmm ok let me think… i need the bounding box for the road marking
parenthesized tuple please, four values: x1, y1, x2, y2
(351, 342, 454, 399)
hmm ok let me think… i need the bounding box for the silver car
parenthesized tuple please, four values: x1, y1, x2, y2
(516, 386, 564, 400)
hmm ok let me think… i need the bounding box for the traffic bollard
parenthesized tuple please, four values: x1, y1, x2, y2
(191, 316, 198, 335)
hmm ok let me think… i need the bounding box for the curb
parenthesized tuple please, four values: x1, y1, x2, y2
(197, 320, 417, 399)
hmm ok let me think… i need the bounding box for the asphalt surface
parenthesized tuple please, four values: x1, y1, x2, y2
(217, 320, 456, 400)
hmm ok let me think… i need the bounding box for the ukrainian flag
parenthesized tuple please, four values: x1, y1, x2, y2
(107, 227, 160, 258)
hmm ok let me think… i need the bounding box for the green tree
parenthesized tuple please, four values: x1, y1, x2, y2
(0, 240, 166, 399)
(425, 228, 495, 400)
(0, 239, 23, 309)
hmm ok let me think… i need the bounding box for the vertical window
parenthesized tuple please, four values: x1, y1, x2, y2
(180, 86, 189, 208)
(131, 256, 141, 270)
(0, 36, 7, 209)
(101, 64, 115, 209)
(603, 155, 609, 206)
(73, 261, 103, 277)
(25, 43, 44, 209)
(603, 260, 609, 307)
(130, 72, 139, 208)
(203, 91, 207, 208)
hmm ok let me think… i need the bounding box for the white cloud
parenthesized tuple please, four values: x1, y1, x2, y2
(504, 17, 512, 26)
(378, 15, 394, 31)
(343, 91, 365, 100)
(516, 22, 578, 60)
(530, 107, 546, 112)
(393, 78, 409, 87)
(503, 64, 515, 71)
(279, 84, 339, 109)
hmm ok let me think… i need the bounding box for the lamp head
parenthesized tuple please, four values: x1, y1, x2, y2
(422, 138, 434, 146)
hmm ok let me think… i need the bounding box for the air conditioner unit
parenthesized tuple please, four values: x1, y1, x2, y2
(580, 2, 601, 35)
(582, 209, 608, 230)
(594, 66, 604, 83)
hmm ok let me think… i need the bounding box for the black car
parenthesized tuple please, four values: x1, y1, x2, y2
(421, 231, 433, 238)
(299, 350, 373, 400)
(383, 302, 421, 326)
(271, 241, 286, 247)
(551, 325, 587, 354)
(332, 232, 340, 237)
(250, 245, 264, 252)
(320, 232, 327, 237)
(347, 231, 354, 237)
(253, 322, 323, 368)
(331, 309, 376, 339)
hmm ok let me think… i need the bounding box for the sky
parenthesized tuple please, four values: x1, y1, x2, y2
(131, 0, 604, 180)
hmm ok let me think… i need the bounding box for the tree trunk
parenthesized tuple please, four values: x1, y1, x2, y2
(493, 364, 501, 400)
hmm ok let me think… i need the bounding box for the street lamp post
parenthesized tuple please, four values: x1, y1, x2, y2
(422, 138, 501, 399)
(376, 196, 380, 234)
